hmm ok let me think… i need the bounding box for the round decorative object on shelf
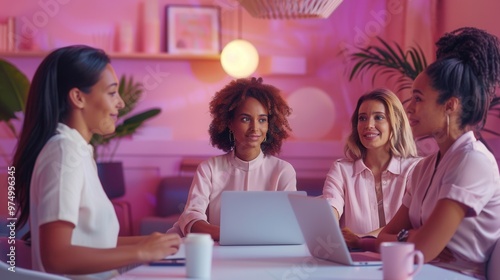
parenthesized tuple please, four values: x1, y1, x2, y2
(220, 39, 259, 79)
(287, 87, 335, 140)
(237, 0, 343, 19)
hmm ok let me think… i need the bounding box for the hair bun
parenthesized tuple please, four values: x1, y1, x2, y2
(435, 27, 500, 94)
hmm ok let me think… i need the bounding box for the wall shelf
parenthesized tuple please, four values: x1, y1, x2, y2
(0, 51, 220, 61)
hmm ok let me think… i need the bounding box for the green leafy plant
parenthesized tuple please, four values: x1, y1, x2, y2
(0, 59, 30, 138)
(91, 75, 161, 161)
(348, 36, 428, 93)
(0, 59, 29, 164)
(348, 36, 500, 139)
(0, 60, 160, 162)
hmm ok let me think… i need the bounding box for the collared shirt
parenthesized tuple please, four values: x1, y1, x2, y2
(404, 131, 500, 275)
(175, 150, 297, 236)
(30, 123, 119, 279)
(323, 156, 421, 234)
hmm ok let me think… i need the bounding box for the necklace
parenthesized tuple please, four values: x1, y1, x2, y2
(375, 180, 386, 227)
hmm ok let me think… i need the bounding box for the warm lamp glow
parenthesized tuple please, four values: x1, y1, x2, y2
(220, 39, 259, 78)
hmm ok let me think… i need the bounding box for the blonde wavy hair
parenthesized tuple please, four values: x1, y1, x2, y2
(344, 88, 417, 160)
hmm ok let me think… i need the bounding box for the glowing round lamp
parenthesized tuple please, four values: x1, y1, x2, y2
(220, 39, 259, 78)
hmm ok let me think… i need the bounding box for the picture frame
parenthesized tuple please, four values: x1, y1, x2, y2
(165, 5, 221, 55)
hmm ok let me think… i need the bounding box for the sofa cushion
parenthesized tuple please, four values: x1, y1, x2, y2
(140, 176, 326, 236)
(296, 177, 325, 197)
(140, 215, 181, 235)
(154, 176, 325, 216)
(156, 176, 193, 217)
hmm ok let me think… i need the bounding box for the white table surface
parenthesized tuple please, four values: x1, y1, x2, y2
(113, 244, 477, 279)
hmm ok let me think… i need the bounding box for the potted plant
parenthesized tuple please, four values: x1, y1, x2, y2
(0, 59, 30, 164)
(347, 37, 500, 150)
(91, 75, 161, 199)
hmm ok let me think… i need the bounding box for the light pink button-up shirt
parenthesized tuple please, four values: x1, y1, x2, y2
(404, 131, 500, 275)
(323, 156, 420, 234)
(176, 150, 297, 236)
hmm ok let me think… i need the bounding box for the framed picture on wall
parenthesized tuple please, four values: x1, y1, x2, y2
(165, 5, 221, 55)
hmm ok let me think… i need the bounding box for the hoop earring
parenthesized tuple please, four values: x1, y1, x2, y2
(263, 135, 267, 142)
(229, 130, 235, 149)
(446, 114, 450, 138)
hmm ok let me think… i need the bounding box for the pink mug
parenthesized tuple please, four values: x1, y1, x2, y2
(380, 242, 424, 280)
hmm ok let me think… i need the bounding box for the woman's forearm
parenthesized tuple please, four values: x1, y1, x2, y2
(117, 235, 147, 246)
(40, 222, 181, 275)
(42, 244, 141, 274)
(191, 220, 220, 241)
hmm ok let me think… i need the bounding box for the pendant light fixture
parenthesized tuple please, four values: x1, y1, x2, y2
(237, 0, 343, 19)
(220, 6, 259, 79)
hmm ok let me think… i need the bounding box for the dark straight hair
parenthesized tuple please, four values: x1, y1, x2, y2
(12, 45, 110, 233)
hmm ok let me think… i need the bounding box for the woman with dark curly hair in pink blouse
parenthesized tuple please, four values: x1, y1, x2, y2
(168, 77, 297, 241)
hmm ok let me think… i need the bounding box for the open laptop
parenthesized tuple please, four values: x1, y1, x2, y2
(288, 194, 382, 266)
(219, 191, 306, 246)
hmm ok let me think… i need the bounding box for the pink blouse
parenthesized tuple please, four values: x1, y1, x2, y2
(175, 150, 297, 236)
(403, 131, 500, 276)
(323, 156, 420, 234)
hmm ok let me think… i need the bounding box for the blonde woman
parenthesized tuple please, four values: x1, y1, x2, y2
(322, 88, 420, 250)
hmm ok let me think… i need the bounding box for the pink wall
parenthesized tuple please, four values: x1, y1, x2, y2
(1, 0, 500, 234)
(437, 0, 500, 37)
(0, 0, 414, 174)
(436, 0, 500, 149)
(0, 0, 416, 144)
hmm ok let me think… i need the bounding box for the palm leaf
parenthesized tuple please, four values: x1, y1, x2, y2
(114, 108, 161, 137)
(118, 75, 143, 118)
(90, 75, 161, 161)
(0, 59, 30, 136)
(348, 36, 428, 93)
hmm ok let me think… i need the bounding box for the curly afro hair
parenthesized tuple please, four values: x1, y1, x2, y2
(208, 77, 292, 155)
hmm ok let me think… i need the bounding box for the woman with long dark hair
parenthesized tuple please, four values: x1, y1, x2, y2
(13, 45, 180, 279)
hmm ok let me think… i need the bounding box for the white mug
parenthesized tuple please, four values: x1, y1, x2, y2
(184, 233, 214, 279)
(380, 242, 424, 280)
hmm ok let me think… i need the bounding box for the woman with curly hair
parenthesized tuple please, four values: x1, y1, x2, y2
(168, 77, 296, 240)
(378, 27, 500, 279)
(322, 88, 420, 250)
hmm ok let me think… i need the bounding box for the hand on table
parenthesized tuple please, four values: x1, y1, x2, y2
(342, 227, 361, 249)
(136, 232, 182, 262)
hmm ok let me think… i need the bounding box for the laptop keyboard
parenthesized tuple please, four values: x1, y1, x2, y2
(351, 251, 381, 261)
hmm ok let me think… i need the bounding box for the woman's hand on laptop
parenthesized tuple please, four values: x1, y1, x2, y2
(342, 227, 361, 249)
(136, 232, 182, 262)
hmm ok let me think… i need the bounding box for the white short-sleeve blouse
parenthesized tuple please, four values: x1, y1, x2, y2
(30, 123, 119, 279)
